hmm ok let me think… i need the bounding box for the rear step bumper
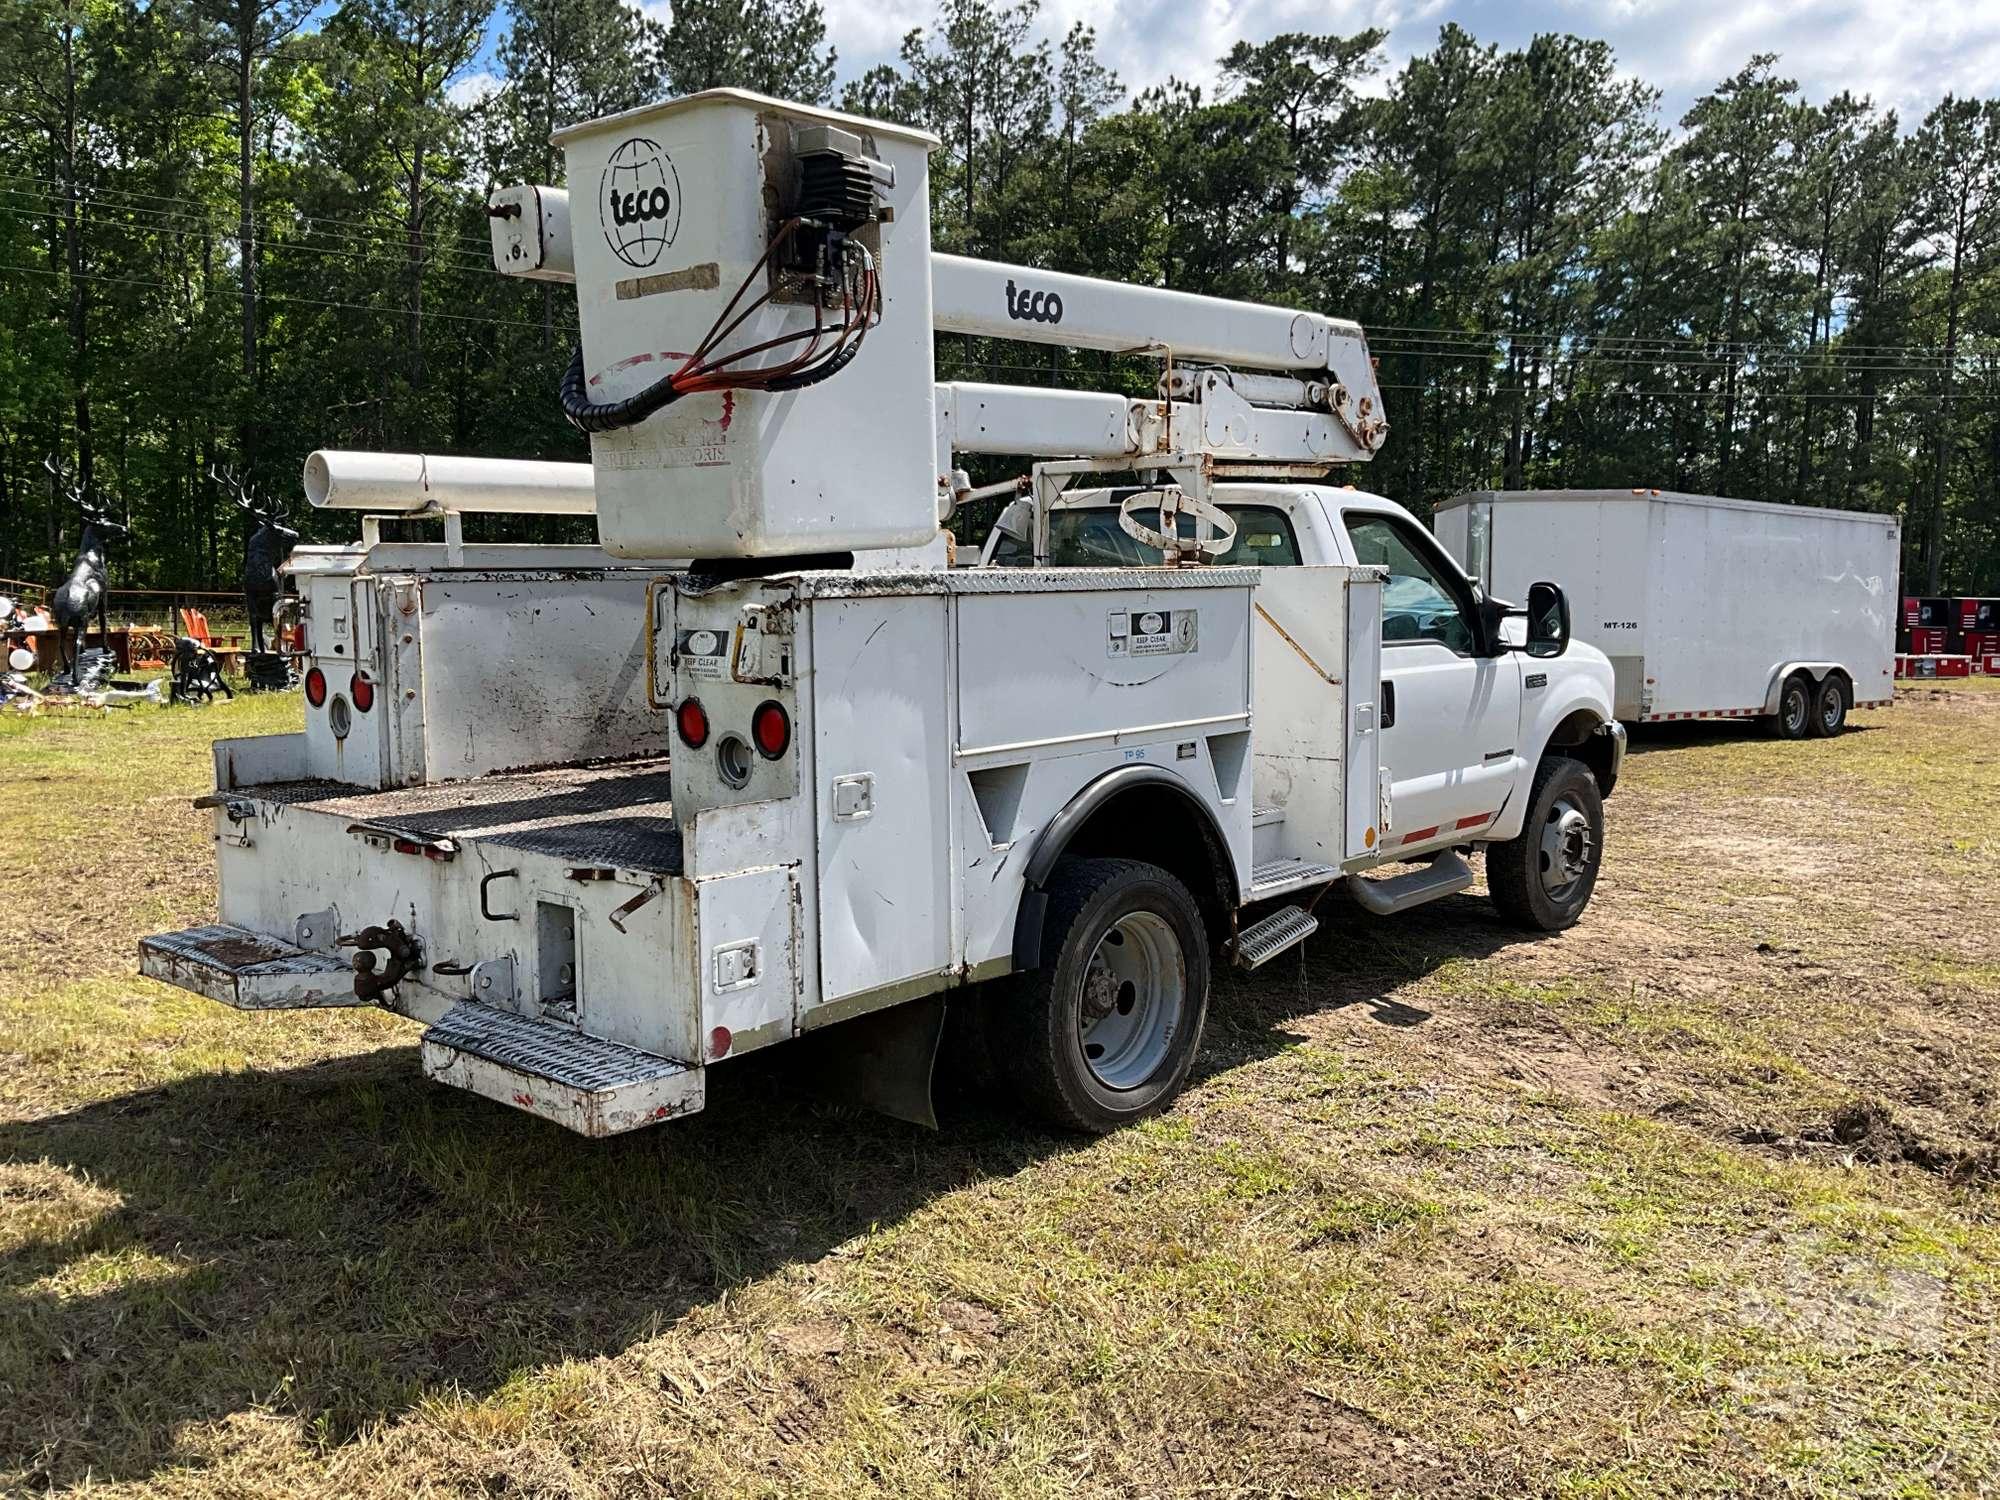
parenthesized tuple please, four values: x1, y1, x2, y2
(141, 923, 705, 1136)
(422, 1001, 703, 1137)
(140, 924, 364, 1009)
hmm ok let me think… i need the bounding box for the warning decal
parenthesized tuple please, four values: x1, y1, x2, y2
(1107, 607, 1199, 658)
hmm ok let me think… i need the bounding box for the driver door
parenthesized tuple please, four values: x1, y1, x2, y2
(1341, 510, 1523, 847)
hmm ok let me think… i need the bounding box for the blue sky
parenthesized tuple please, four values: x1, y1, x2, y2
(457, 0, 2000, 133)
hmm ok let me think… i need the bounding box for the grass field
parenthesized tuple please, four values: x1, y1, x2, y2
(2, 683, 1997, 1497)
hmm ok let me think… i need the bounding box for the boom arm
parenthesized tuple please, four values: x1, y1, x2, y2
(931, 253, 1375, 386)
(488, 183, 1387, 462)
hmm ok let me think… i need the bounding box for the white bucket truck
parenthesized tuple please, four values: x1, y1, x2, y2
(141, 90, 1622, 1136)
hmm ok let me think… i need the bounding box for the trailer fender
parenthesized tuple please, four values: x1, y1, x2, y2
(1760, 662, 1850, 715)
(1012, 764, 1240, 972)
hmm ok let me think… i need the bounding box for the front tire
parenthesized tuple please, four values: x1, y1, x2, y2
(1487, 756, 1604, 933)
(993, 857, 1210, 1133)
(1809, 675, 1847, 737)
(1768, 673, 1812, 740)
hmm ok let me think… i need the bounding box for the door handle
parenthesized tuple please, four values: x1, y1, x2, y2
(1381, 679, 1396, 730)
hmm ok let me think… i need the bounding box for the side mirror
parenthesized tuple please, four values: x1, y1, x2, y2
(1525, 581, 1570, 658)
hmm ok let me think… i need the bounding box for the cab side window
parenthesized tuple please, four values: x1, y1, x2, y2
(1343, 513, 1475, 654)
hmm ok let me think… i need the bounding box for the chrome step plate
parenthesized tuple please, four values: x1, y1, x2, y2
(1234, 905, 1319, 969)
(139, 923, 364, 1009)
(1248, 857, 1341, 900)
(421, 1001, 704, 1137)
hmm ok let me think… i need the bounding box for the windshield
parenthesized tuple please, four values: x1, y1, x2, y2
(989, 503, 1302, 568)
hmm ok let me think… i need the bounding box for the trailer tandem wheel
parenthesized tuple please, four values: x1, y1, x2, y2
(1810, 674, 1848, 737)
(1768, 673, 1814, 740)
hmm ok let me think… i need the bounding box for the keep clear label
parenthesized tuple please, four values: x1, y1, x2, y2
(676, 627, 729, 680)
(1107, 607, 1198, 658)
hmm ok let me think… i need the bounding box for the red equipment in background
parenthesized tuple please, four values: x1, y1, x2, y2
(1903, 596, 1957, 655)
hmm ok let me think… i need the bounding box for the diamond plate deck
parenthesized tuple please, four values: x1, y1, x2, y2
(1248, 856, 1341, 899)
(421, 1001, 703, 1136)
(239, 759, 683, 874)
(140, 923, 364, 1009)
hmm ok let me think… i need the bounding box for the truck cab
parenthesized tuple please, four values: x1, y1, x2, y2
(983, 481, 1625, 845)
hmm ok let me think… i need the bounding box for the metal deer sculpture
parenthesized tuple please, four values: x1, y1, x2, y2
(216, 466, 299, 655)
(47, 457, 128, 681)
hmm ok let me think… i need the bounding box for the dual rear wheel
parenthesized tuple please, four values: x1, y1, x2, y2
(985, 858, 1211, 1135)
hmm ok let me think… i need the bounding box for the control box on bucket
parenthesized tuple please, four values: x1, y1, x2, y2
(553, 91, 940, 560)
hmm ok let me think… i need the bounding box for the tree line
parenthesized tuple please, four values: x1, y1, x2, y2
(2, 0, 1996, 595)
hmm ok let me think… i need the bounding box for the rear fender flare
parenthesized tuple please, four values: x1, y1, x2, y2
(1011, 764, 1239, 972)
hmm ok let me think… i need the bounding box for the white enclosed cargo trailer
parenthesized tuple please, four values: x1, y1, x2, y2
(141, 89, 1623, 1139)
(1433, 489, 1899, 737)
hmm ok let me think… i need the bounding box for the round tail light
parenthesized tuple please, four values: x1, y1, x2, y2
(676, 698, 709, 749)
(350, 673, 375, 713)
(752, 700, 791, 759)
(304, 667, 327, 707)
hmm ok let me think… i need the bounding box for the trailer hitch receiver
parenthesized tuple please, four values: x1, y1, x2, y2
(339, 920, 425, 1002)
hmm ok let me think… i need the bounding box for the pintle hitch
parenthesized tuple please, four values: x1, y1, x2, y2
(339, 920, 425, 1002)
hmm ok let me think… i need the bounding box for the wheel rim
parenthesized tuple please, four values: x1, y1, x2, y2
(1077, 910, 1186, 1091)
(1538, 796, 1595, 899)
(1784, 686, 1808, 735)
(1821, 691, 1841, 731)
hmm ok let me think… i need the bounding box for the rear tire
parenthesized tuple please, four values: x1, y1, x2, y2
(1768, 673, 1812, 740)
(1487, 756, 1604, 933)
(992, 857, 1210, 1133)
(1809, 675, 1847, 737)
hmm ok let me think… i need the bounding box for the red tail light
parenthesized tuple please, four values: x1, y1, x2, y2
(350, 673, 375, 713)
(304, 667, 327, 707)
(752, 700, 791, 759)
(676, 698, 709, 749)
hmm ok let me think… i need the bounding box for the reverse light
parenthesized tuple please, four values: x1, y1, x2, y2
(676, 698, 710, 749)
(304, 667, 327, 707)
(751, 699, 791, 759)
(350, 673, 375, 713)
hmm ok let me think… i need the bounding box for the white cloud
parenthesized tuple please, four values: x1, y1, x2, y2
(450, 69, 503, 108)
(811, 0, 2000, 128)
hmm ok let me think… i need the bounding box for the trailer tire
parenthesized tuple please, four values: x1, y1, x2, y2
(994, 857, 1210, 1133)
(1809, 674, 1847, 737)
(1486, 756, 1603, 933)
(1768, 673, 1813, 740)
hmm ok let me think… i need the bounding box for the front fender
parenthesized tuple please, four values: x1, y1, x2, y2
(1490, 655, 1616, 842)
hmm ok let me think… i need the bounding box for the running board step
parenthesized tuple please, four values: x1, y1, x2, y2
(1248, 857, 1341, 900)
(1345, 851, 1475, 917)
(140, 923, 364, 1009)
(1251, 804, 1285, 828)
(1234, 905, 1319, 969)
(421, 1001, 703, 1137)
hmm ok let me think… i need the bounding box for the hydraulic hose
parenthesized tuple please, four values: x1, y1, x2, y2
(558, 346, 685, 434)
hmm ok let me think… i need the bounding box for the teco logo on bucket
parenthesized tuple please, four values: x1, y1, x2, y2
(601, 138, 682, 269)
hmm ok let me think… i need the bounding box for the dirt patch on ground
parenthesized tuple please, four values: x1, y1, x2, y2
(1737, 1100, 2000, 1185)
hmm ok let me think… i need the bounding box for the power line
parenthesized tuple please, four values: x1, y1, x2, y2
(0, 186, 504, 274)
(0, 260, 574, 335)
(0, 171, 502, 258)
